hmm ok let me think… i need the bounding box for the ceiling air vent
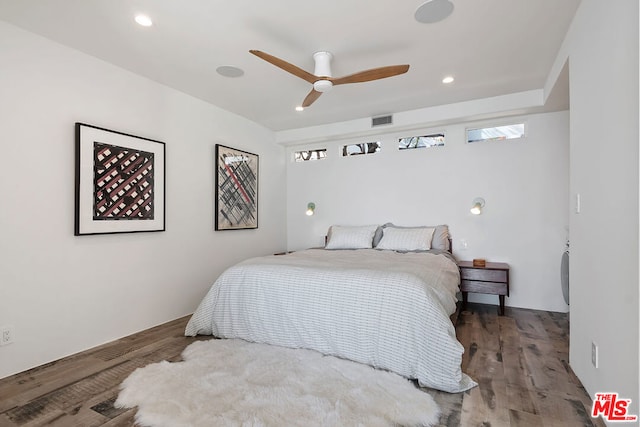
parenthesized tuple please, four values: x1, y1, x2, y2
(371, 115, 393, 127)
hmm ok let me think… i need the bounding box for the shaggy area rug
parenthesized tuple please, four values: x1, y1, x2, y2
(116, 339, 440, 427)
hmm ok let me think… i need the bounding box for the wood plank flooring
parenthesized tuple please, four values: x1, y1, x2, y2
(0, 303, 604, 426)
(429, 304, 604, 427)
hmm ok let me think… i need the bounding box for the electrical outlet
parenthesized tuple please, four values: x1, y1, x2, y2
(591, 341, 598, 368)
(1, 326, 14, 346)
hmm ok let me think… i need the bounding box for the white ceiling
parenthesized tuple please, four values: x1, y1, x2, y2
(0, 0, 580, 131)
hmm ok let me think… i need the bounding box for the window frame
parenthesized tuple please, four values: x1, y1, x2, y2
(466, 122, 526, 144)
(292, 148, 327, 162)
(398, 133, 446, 150)
(341, 141, 382, 157)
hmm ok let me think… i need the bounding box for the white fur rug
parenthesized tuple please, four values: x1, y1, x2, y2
(116, 339, 440, 427)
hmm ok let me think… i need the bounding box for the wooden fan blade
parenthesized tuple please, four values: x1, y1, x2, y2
(249, 50, 317, 84)
(330, 64, 410, 86)
(302, 89, 323, 107)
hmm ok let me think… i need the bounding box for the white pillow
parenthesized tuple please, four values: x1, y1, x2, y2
(376, 227, 435, 251)
(382, 223, 450, 251)
(325, 225, 378, 250)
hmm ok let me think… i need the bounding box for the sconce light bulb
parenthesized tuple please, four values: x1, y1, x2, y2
(470, 197, 485, 215)
(306, 202, 315, 216)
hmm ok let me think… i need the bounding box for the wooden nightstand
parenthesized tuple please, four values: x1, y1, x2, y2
(458, 261, 510, 315)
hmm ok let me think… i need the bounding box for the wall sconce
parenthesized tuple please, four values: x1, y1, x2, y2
(306, 202, 316, 216)
(470, 197, 485, 215)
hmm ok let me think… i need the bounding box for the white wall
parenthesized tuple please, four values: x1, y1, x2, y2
(0, 21, 286, 379)
(285, 111, 570, 313)
(552, 0, 639, 419)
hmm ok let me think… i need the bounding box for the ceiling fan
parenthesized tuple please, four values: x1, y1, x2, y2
(249, 50, 410, 107)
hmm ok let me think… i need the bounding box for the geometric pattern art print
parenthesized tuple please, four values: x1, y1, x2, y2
(216, 145, 258, 230)
(93, 141, 155, 220)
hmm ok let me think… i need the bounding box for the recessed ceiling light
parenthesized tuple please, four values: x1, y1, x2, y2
(216, 66, 244, 78)
(135, 14, 153, 27)
(415, 0, 454, 24)
(295, 106, 304, 112)
(442, 76, 455, 84)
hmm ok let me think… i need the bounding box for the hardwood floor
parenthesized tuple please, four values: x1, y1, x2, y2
(0, 303, 604, 426)
(428, 304, 604, 427)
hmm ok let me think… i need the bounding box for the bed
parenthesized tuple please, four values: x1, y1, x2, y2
(185, 224, 476, 393)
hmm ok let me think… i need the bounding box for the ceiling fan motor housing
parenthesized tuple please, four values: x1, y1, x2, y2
(313, 51, 334, 92)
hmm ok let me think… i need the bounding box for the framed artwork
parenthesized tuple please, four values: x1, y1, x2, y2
(74, 123, 166, 236)
(215, 144, 258, 230)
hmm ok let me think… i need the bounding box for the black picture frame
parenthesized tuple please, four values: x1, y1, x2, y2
(74, 123, 166, 236)
(215, 144, 258, 230)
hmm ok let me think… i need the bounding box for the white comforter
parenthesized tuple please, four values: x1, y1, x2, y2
(185, 249, 476, 392)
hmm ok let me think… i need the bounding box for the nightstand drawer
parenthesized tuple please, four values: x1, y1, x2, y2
(460, 268, 508, 283)
(460, 279, 508, 296)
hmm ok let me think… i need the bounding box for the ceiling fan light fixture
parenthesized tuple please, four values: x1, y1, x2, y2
(415, 0, 454, 24)
(313, 79, 333, 93)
